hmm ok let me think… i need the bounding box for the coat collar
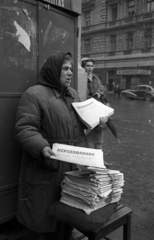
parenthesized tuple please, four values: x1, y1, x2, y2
(53, 88, 74, 99)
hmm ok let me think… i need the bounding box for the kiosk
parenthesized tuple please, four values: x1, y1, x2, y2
(0, 0, 80, 228)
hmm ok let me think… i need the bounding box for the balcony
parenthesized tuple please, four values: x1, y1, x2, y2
(105, 18, 134, 29)
(105, 12, 154, 30)
(82, 11, 154, 35)
(125, 17, 134, 23)
(142, 48, 151, 53)
(109, 21, 116, 26)
(124, 50, 132, 55)
(82, 26, 91, 31)
(82, 22, 106, 33)
(143, 12, 152, 19)
(108, 51, 115, 56)
(82, 0, 96, 12)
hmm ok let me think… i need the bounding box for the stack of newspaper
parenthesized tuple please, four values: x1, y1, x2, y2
(60, 167, 124, 215)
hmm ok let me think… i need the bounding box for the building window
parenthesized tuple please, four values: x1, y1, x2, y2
(85, 11, 92, 26)
(147, 0, 154, 12)
(84, 39, 91, 53)
(111, 4, 118, 21)
(128, 0, 135, 17)
(126, 32, 133, 50)
(110, 35, 116, 51)
(144, 29, 152, 48)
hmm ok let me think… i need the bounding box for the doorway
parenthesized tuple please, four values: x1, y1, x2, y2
(108, 79, 114, 91)
(126, 77, 131, 89)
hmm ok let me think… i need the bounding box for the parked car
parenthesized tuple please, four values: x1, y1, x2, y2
(121, 85, 154, 101)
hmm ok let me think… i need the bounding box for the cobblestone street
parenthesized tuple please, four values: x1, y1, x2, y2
(103, 95, 154, 240)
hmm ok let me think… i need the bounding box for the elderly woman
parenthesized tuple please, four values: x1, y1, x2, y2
(15, 52, 89, 240)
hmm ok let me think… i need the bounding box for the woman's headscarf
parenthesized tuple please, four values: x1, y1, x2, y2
(38, 52, 72, 90)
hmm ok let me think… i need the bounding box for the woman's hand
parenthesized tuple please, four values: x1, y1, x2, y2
(95, 116, 108, 131)
(93, 92, 101, 99)
(42, 146, 58, 170)
(99, 116, 108, 130)
(100, 116, 108, 125)
(106, 103, 111, 107)
(42, 146, 56, 158)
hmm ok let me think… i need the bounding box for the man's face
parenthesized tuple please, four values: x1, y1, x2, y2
(60, 60, 73, 88)
(84, 61, 94, 75)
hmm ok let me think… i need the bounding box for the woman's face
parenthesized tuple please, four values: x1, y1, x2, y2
(60, 60, 73, 88)
(84, 61, 94, 75)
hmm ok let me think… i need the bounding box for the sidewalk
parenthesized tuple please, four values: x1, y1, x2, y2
(106, 91, 115, 97)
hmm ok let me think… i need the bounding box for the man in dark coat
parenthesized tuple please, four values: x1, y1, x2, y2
(81, 58, 113, 167)
(15, 52, 88, 239)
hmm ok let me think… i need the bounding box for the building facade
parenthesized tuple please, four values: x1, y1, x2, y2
(81, 0, 154, 91)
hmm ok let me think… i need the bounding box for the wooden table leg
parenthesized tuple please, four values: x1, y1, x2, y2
(123, 214, 131, 240)
(88, 233, 97, 240)
(56, 222, 65, 240)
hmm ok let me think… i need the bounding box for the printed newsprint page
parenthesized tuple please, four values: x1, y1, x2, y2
(51, 143, 105, 168)
(72, 98, 114, 129)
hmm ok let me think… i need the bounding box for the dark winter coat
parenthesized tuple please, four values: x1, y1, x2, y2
(87, 74, 107, 143)
(87, 74, 118, 142)
(15, 53, 88, 233)
(87, 73, 104, 99)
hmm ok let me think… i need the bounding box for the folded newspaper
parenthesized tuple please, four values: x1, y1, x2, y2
(51, 143, 105, 168)
(72, 98, 114, 129)
(61, 167, 124, 214)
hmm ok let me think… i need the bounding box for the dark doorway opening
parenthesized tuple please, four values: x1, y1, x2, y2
(126, 77, 131, 89)
(108, 79, 114, 91)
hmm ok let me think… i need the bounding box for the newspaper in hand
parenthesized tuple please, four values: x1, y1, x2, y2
(72, 98, 114, 129)
(51, 143, 105, 168)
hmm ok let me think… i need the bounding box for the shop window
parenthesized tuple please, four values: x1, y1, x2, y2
(128, 0, 135, 17)
(147, 0, 154, 12)
(84, 39, 91, 53)
(110, 35, 116, 51)
(111, 3, 118, 21)
(85, 11, 92, 26)
(144, 29, 152, 48)
(126, 32, 133, 50)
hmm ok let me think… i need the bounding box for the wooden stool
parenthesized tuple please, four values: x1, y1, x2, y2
(75, 204, 132, 240)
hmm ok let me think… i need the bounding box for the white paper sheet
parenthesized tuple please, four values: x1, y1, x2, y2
(51, 143, 105, 168)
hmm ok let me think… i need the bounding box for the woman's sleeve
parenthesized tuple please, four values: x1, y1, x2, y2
(14, 92, 50, 159)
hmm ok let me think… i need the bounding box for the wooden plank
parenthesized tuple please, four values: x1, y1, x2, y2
(75, 235, 85, 240)
(113, 204, 124, 212)
(102, 206, 132, 228)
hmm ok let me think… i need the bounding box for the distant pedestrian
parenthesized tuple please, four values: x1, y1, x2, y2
(81, 57, 112, 167)
(114, 87, 116, 96)
(117, 85, 121, 97)
(114, 85, 120, 97)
